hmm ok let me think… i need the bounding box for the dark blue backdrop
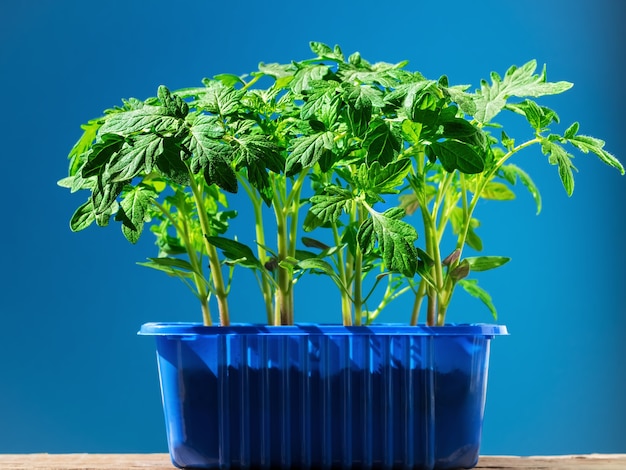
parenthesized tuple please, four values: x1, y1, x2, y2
(1, 0, 624, 456)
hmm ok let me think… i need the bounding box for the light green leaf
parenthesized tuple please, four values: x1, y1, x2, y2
(69, 200, 95, 232)
(137, 257, 196, 278)
(480, 182, 516, 201)
(566, 134, 625, 175)
(501, 164, 542, 214)
(464, 256, 510, 272)
(474, 60, 573, 123)
(458, 279, 498, 320)
(542, 140, 576, 196)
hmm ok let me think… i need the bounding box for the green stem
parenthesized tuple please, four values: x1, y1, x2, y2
(331, 221, 352, 325)
(153, 198, 213, 326)
(239, 175, 274, 325)
(410, 279, 427, 326)
(187, 169, 230, 326)
(352, 201, 366, 326)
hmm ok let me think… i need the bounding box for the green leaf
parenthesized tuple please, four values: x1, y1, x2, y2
(188, 125, 237, 193)
(290, 64, 331, 94)
(233, 134, 284, 204)
(137, 257, 196, 278)
(450, 207, 482, 251)
(358, 207, 418, 276)
(309, 41, 344, 62)
(458, 279, 498, 320)
(286, 131, 334, 175)
(355, 159, 412, 199)
(363, 120, 401, 166)
(106, 134, 163, 183)
(308, 187, 353, 224)
(566, 134, 625, 175)
(401, 119, 422, 144)
(428, 140, 485, 174)
(542, 140, 576, 196)
(68, 119, 102, 175)
(81, 134, 125, 178)
(506, 100, 559, 131)
(198, 83, 245, 116)
(69, 200, 95, 232)
(99, 106, 183, 136)
(116, 184, 157, 243)
(464, 256, 510, 272)
(158, 85, 189, 119)
(501, 164, 542, 214)
(205, 236, 263, 270)
(480, 182, 516, 201)
(474, 60, 573, 123)
(439, 117, 485, 148)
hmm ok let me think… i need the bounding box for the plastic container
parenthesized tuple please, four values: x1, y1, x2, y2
(140, 322, 507, 469)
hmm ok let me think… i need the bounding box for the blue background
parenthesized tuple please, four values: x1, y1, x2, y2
(1, 0, 624, 456)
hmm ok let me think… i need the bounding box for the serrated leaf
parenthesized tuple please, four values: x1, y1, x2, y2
(542, 140, 576, 196)
(563, 122, 579, 139)
(233, 134, 284, 204)
(356, 159, 412, 198)
(99, 106, 183, 136)
(81, 134, 125, 178)
(198, 83, 245, 116)
(290, 64, 331, 94)
(358, 207, 418, 276)
(458, 279, 498, 320)
(464, 256, 510, 272)
(106, 134, 163, 183)
(68, 119, 102, 175)
(428, 140, 485, 174)
(116, 185, 157, 243)
(474, 60, 573, 123)
(308, 187, 353, 224)
(188, 125, 237, 193)
(286, 131, 334, 175)
(566, 134, 625, 175)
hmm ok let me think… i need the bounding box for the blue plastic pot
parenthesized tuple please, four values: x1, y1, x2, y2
(140, 322, 507, 470)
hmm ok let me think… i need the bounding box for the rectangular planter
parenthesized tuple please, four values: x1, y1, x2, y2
(140, 323, 507, 470)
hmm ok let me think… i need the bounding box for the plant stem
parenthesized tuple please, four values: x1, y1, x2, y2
(153, 198, 213, 326)
(239, 176, 274, 324)
(410, 279, 427, 326)
(187, 169, 230, 326)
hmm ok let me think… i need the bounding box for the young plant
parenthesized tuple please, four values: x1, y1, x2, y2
(397, 60, 625, 325)
(59, 41, 623, 327)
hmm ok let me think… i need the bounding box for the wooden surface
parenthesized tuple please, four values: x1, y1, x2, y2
(0, 454, 625, 469)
